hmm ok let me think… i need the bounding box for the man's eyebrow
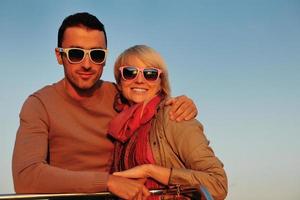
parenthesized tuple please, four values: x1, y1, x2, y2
(91, 47, 106, 49)
(67, 46, 106, 49)
(67, 45, 82, 48)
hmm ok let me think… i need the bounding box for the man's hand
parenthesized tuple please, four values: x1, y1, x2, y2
(107, 175, 150, 200)
(165, 95, 198, 121)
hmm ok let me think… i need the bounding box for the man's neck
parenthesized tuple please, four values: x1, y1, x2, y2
(63, 79, 102, 101)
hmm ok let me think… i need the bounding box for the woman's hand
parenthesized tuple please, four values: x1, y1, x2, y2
(113, 164, 150, 179)
(113, 164, 171, 185)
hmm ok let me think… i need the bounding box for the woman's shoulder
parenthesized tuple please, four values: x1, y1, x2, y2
(155, 103, 209, 162)
(155, 103, 204, 144)
(158, 103, 203, 129)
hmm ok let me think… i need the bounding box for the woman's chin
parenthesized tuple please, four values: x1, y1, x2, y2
(130, 97, 153, 105)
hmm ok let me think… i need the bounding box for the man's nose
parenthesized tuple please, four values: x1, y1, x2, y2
(81, 53, 92, 70)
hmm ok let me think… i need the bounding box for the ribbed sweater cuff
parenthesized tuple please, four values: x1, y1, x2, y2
(94, 172, 110, 191)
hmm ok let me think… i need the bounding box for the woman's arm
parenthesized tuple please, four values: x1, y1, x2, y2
(164, 118, 228, 200)
(113, 108, 228, 200)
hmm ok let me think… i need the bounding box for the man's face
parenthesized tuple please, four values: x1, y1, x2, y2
(56, 26, 106, 92)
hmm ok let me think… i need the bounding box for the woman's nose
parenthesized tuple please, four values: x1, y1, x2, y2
(135, 71, 144, 82)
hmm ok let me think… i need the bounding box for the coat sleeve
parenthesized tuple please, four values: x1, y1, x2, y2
(12, 95, 109, 193)
(164, 115, 228, 200)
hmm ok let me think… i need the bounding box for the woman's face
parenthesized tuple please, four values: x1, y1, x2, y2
(119, 57, 162, 104)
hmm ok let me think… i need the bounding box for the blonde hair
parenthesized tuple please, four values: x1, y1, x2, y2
(114, 45, 171, 97)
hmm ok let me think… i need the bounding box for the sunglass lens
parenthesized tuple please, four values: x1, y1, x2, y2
(68, 49, 84, 62)
(91, 50, 106, 63)
(123, 67, 138, 80)
(144, 69, 159, 81)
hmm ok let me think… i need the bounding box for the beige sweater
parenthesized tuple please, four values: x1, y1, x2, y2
(12, 79, 117, 193)
(150, 104, 228, 200)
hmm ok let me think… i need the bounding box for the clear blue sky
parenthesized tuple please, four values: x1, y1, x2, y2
(0, 1, 299, 199)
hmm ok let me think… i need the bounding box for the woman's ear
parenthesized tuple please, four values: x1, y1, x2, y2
(55, 48, 63, 65)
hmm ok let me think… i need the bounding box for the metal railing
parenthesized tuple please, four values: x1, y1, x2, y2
(0, 186, 214, 200)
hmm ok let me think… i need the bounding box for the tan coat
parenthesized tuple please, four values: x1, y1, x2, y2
(149, 104, 228, 200)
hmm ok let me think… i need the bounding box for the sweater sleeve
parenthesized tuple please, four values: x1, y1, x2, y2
(165, 118, 228, 200)
(12, 96, 109, 193)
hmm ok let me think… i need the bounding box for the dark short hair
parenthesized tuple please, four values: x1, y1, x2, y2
(57, 12, 107, 47)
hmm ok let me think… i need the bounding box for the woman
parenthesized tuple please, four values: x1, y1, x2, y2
(108, 45, 227, 200)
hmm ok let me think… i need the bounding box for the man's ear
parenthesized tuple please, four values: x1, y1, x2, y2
(55, 48, 63, 65)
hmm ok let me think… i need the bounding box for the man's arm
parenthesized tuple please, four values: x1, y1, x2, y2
(13, 96, 149, 199)
(165, 95, 198, 121)
(107, 175, 150, 200)
(12, 96, 109, 193)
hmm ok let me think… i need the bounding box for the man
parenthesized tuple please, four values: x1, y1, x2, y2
(12, 12, 197, 199)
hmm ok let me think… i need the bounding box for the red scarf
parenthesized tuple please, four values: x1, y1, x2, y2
(108, 95, 164, 191)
